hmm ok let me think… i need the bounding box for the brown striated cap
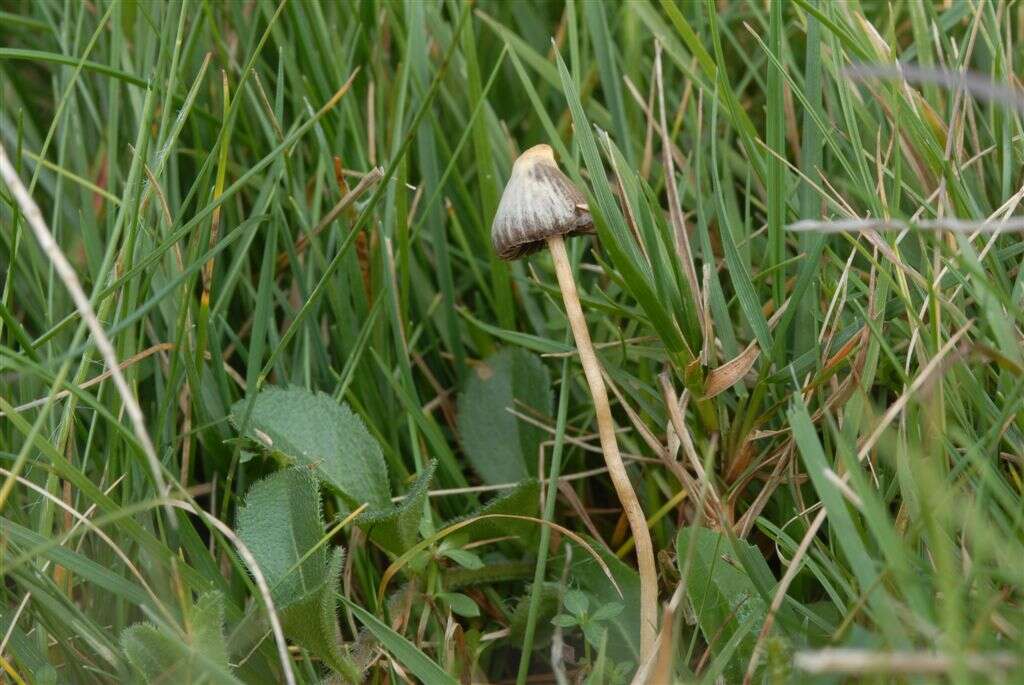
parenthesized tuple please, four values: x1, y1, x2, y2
(490, 144, 593, 260)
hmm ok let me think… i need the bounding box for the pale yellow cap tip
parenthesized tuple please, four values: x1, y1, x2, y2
(514, 143, 556, 167)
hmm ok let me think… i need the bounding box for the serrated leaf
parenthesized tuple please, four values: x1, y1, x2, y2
(236, 469, 360, 681)
(120, 592, 240, 684)
(230, 387, 390, 510)
(358, 461, 436, 555)
(449, 479, 540, 544)
(676, 526, 772, 681)
(457, 348, 551, 484)
(510, 583, 561, 645)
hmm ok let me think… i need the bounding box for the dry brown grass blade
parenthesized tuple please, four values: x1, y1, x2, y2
(275, 165, 384, 272)
(704, 341, 760, 399)
(659, 375, 721, 525)
(3, 343, 175, 416)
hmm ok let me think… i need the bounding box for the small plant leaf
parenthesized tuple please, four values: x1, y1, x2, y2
(569, 538, 642, 664)
(437, 592, 480, 618)
(358, 460, 436, 555)
(230, 387, 391, 510)
(457, 348, 551, 484)
(441, 547, 485, 570)
(551, 614, 578, 628)
(121, 592, 240, 684)
(581, 622, 609, 650)
(448, 479, 540, 544)
(676, 526, 772, 681)
(236, 468, 360, 681)
(563, 588, 589, 617)
(590, 602, 624, 623)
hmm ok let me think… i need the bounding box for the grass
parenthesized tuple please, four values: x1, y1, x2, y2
(2, 0, 1023, 683)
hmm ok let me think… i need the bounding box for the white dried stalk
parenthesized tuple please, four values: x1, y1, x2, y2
(788, 217, 1024, 233)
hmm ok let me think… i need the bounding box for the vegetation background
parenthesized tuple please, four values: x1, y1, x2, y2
(1, 0, 1023, 682)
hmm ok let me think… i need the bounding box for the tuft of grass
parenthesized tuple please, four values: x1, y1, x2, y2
(2, 1, 1023, 683)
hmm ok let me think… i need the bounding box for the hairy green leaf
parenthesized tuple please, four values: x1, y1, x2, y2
(457, 348, 551, 484)
(236, 468, 360, 680)
(231, 387, 390, 510)
(121, 593, 240, 684)
(358, 460, 436, 555)
(448, 479, 540, 544)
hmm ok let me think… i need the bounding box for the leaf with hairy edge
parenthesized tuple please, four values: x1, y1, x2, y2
(121, 592, 240, 684)
(448, 479, 540, 544)
(231, 387, 433, 555)
(279, 548, 358, 679)
(509, 582, 561, 646)
(237, 469, 329, 603)
(230, 387, 390, 510)
(236, 469, 360, 681)
(458, 348, 551, 485)
(359, 460, 436, 555)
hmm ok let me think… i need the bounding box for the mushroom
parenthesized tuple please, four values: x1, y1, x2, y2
(491, 144, 657, 661)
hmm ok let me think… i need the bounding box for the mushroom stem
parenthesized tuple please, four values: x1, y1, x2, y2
(546, 234, 657, 661)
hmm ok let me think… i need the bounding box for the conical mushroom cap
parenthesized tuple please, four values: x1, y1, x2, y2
(490, 144, 593, 260)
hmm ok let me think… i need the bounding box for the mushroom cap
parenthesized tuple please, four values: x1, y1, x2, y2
(490, 144, 593, 260)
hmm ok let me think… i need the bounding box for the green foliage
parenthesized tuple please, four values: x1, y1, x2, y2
(236, 468, 360, 681)
(233, 387, 436, 555)
(358, 460, 436, 555)
(447, 478, 541, 544)
(457, 347, 552, 484)
(3, 1, 1024, 683)
(121, 593, 240, 684)
(510, 582, 561, 645)
(340, 597, 458, 685)
(231, 387, 391, 511)
(551, 588, 624, 647)
(569, 539, 642, 665)
(677, 526, 773, 681)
